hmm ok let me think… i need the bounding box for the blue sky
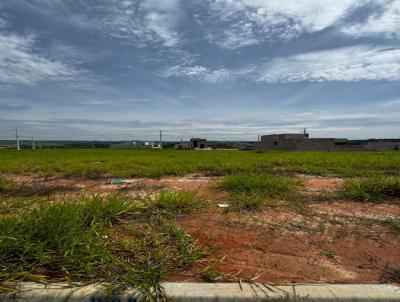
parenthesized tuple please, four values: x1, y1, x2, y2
(0, 0, 400, 141)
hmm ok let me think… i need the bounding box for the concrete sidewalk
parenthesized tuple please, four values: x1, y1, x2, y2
(1, 282, 399, 301)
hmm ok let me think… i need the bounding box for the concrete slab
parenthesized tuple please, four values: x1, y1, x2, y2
(0, 283, 399, 302)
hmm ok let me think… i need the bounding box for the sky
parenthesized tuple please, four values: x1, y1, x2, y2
(0, 0, 400, 141)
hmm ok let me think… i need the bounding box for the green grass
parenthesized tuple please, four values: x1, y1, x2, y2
(200, 265, 220, 282)
(0, 177, 19, 195)
(343, 176, 400, 201)
(216, 172, 299, 210)
(155, 190, 208, 215)
(0, 193, 205, 300)
(0, 149, 399, 178)
(217, 172, 298, 195)
(229, 192, 267, 211)
(391, 217, 400, 233)
(0, 177, 68, 197)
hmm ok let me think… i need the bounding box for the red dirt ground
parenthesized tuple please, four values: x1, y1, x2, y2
(3, 173, 400, 284)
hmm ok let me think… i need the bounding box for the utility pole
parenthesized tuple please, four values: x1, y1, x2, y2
(32, 137, 35, 150)
(257, 134, 260, 144)
(38, 137, 42, 150)
(159, 130, 163, 149)
(109, 138, 112, 149)
(15, 129, 20, 151)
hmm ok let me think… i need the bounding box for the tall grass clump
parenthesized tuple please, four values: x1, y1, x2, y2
(343, 176, 400, 201)
(0, 194, 203, 300)
(392, 217, 400, 233)
(155, 190, 207, 215)
(216, 172, 299, 210)
(217, 172, 298, 196)
(0, 177, 18, 195)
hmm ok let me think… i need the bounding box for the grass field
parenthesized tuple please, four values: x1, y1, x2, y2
(0, 149, 399, 177)
(1, 148, 400, 300)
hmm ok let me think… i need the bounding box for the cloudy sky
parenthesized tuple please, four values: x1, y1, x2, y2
(0, 0, 400, 141)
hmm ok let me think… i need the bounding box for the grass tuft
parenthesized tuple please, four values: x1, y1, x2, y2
(0, 177, 70, 197)
(216, 172, 299, 210)
(0, 194, 204, 300)
(0, 177, 19, 195)
(155, 190, 207, 215)
(229, 192, 266, 211)
(217, 172, 298, 196)
(392, 217, 400, 233)
(343, 176, 400, 201)
(200, 265, 220, 282)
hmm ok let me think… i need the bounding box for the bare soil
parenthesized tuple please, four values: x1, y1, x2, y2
(2, 173, 400, 284)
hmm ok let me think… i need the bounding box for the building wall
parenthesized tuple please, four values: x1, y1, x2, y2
(366, 141, 400, 151)
(259, 134, 400, 151)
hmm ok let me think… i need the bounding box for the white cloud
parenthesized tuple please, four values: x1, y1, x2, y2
(381, 99, 400, 107)
(164, 45, 400, 84)
(256, 45, 400, 82)
(342, 0, 400, 39)
(206, 0, 361, 49)
(0, 27, 79, 85)
(18, 0, 182, 48)
(163, 64, 233, 83)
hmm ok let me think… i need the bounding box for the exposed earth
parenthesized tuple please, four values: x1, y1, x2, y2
(2, 173, 400, 284)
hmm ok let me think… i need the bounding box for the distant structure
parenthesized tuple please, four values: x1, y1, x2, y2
(190, 138, 215, 150)
(112, 140, 161, 149)
(174, 138, 216, 150)
(174, 141, 192, 150)
(258, 131, 400, 151)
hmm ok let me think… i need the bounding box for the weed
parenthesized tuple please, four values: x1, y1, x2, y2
(321, 250, 337, 261)
(155, 190, 207, 215)
(0, 194, 204, 300)
(391, 217, 400, 233)
(229, 192, 266, 211)
(0, 177, 71, 197)
(200, 265, 220, 282)
(217, 172, 298, 197)
(217, 172, 299, 210)
(382, 266, 400, 283)
(343, 176, 400, 201)
(0, 177, 18, 195)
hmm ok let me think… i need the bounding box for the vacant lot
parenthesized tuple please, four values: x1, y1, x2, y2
(1, 149, 400, 300)
(1, 149, 400, 177)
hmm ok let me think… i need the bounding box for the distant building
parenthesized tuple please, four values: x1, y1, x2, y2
(190, 138, 215, 149)
(258, 132, 400, 151)
(112, 140, 160, 149)
(174, 141, 192, 150)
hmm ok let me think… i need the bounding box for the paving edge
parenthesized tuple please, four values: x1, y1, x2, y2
(1, 282, 399, 301)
